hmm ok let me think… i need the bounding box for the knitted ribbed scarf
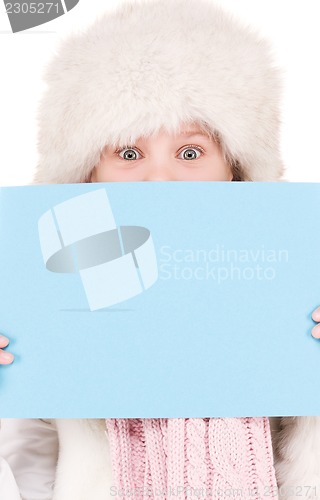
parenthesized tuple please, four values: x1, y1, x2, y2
(105, 417, 278, 499)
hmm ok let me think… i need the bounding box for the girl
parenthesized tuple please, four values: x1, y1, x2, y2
(2, 0, 320, 498)
(0, 336, 14, 365)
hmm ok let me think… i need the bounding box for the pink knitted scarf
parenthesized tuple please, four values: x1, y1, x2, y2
(105, 417, 278, 499)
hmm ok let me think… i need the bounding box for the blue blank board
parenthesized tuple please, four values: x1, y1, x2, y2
(0, 181, 319, 417)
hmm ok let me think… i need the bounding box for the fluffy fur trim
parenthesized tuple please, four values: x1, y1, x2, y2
(274, 417, 320, 499)
(53, 419, 113, 500)
(34, 0, 285, 184)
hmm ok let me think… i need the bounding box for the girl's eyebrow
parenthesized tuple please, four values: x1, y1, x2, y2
(120, 130, 211, 147)
(180, 130, 210, 138)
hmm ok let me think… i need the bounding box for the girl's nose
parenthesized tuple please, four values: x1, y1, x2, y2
(144, 164, 173, 181)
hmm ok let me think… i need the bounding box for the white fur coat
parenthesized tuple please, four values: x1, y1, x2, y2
(52, 417, 320, 500)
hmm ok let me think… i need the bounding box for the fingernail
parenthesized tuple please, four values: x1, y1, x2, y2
(0, 351, 14, 362)
(312, 325, 320, 339)
(0, 335, 9, 343)
(311, 308, 320, 321)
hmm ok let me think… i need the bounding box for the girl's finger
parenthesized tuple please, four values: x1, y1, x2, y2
(312, 324, 320, 339)
(311, 307, 320, 322)
(0, 349, 14, 364)
(0, 335, 9, 348)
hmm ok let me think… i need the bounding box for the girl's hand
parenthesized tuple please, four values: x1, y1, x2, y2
(311, 307, 320, 338)
(0, 335, 14, 364)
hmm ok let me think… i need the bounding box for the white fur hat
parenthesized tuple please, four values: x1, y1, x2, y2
(34, 0, 285, 184)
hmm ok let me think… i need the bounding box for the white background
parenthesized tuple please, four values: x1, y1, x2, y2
(0, 0, 319, 186)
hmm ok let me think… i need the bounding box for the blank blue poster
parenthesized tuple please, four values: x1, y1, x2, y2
(0, 181, 319, 417)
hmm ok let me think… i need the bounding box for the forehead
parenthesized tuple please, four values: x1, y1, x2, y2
(179, 120, 208, 131)
(167, 121, 210, 137)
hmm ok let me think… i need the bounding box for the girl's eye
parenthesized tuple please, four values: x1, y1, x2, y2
(117, 147, 142, 160)
(115, 145, 204, 161)
(178, 146, 204, 160)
